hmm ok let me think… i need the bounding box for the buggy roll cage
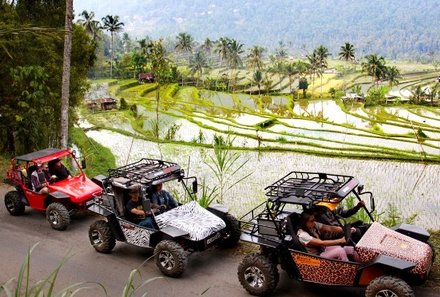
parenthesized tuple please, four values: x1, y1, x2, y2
(239, 171, 376, 243)
(104, 158, 198, 201)
(264, 171, 375, 221)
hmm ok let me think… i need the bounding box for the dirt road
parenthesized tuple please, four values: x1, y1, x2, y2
(0, 184, 439, 297)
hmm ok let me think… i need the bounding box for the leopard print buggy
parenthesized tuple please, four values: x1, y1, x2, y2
(356, 222, 433, 276)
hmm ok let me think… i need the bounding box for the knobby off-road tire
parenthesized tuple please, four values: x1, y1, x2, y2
(46, 202, 70, 231)
(237, 253, 279, 296)
(154, 240, 187, 277)
(89, 220, 116, 253)
(365, 276, 414, 297)
(4, 191, 25, 216)
(219, 213, 241, 248)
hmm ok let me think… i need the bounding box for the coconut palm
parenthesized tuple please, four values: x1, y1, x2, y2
(101, 15, 124, 78)
(175, 32, 194, 60)
(361, 54, 386, 84)
(306, 51, 319, 94)
(215, 37, 231, 67)
(60, 0, 73, 148)
(227, 39, 244, 92)
(411, 85, 425, 104)
(385, 66, 401, 87)
(77, 10, 97, 36)
(252, 70, 264, 95)
(201, 38, 213, 53)
(189, 51, 209, 87)
(315, 45, 330, 97)
(246, 46, 265, 71)
(338, 42, 356, 63)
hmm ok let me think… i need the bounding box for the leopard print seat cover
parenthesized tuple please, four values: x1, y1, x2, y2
(155, 201, 226, 241)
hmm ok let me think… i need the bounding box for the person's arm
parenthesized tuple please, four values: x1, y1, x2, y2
(338, 200, 365, 218)
(307, 236, 346, 247)
(298, 228, 346, 247)
(320, 223, 343, 234)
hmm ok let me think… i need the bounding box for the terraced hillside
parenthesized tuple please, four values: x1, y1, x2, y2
(82, 79, 440, 163)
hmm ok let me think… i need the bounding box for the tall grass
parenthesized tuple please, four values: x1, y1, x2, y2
(0, 243, 161, 297)
(204, 135, 253, 203)
(0, 243, 105, 297)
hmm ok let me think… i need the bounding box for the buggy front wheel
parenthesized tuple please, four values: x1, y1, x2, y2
(365, 276, 414, 297)
(46, 202, 70, 231)
(154, 240, 187, 277)
(89, 220, 116, 253)
(237, 253, 279, 296)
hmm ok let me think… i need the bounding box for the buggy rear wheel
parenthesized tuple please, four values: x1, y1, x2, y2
(154, 240, 187, 277)
(4, 191, 25, 216)
(237, 253, 279, 296)
(365, 276, 414, 297)
(219, 213, 241, 248)
(46, 202, 70, 231)
(89, 220, 116, 253)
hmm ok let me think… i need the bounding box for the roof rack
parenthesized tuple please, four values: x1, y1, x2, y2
(264, 171, 357, 203)
(107, 158, 183, 185)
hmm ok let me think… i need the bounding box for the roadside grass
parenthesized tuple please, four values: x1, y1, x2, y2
(70, 127, 116, 176)
(0, 243, 160, 297)
(426, 230, 440, 287)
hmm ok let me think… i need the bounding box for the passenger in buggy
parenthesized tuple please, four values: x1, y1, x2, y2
(31, 162, 49, 194)
(297, 209, 359, 262)
(313, 198, 370, 242)
(125, 184, 160, 229)
(150, 183, 178, 213)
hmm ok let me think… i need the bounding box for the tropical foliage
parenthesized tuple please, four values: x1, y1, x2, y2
(0, 1, 96, 154)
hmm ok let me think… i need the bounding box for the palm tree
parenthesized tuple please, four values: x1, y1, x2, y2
(385, 66, 401, 87)
(246, 46, 265, 71)
(77, 10, 96, 36)
(189, 51, 209, 87)
(306, 51, 319, 94)
(251, 70, 263, 95)
(175, 32, 194, 85)
(227, 39, 244, 92)
(361, 54, 386, 84)
(201, 38, 213, 53)
(60, 0, 73, 148)
(175, 32, 194, 60)
(101, 15, 124, 78)
(315, 45, 330, 97)
(215, 37, 231, 67)
(411, 85, 425, 104)
(338, 42, 356, 63)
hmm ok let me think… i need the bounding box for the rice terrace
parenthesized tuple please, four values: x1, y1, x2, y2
(1, 0, 440, 296)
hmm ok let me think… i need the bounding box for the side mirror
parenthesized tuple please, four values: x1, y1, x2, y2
(81, 159, 87, 169)
(192, 180, 198, 194)
(357, 185, 364, 194)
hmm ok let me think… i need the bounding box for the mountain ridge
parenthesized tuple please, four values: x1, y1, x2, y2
(75, 0, 440, 59)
